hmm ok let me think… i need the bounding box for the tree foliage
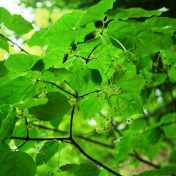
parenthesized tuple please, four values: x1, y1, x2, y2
(0, 0, 176, 175)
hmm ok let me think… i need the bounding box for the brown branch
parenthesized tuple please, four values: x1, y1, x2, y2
(0, 33, 29, 54)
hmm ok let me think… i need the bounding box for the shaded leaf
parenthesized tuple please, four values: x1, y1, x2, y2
(60, 163, 100, 176)
(36, 141, 59, 165)
(29, 92, 71, 121)
(0, 151, 36, 176)
(0, 106, 16, 143)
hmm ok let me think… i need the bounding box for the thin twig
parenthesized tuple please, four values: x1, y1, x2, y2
(0, 33, 29, 54)
(37, 79, 77, 98)
(78, 89, 101, 98)
(10, 136, 70, 141)
(31, 123, 67, 134)
(85, 43, 101, 64)
(130, 153, 160, 169)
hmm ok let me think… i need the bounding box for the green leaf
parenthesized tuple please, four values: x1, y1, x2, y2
(42, 68, 71, 83)
(64, 59, 99, 94)
(5, 54, 39, 73)
(41, 48, 65, 69)
(109, 93, 143, 117)
(115, 134, 132, 162)
(0, 142, 10, 153)
(43, 10, 94, 50)
(29, 92, 71, 121)
(0, 151, 36, 176)
(87, 44, 122, 81)
(36, 141, 59, 165)
(169, 149, 176, 164)
(60, 163, 100, 176)
(0, 106, 16, 143)
(16, 97, 48, 109)
(113, 71, 145, 93)
(139, 166, 176, 176)
(0, 7, 33, 34)
(160, 113, 176, 138)
(27, 29, 46, 47)
(79, 0, 115, 26)
(79, 93, 102, 119)
(0, 61, 8, 78)
(0, 35, 9, 51)
(151, 73, 167, 86)
(108, 7, 165, 20)
(91, 69, 102, 84)
(168, 65, 176, 83)
(145, 17, 176, 34)
(0, 76, 35, 106)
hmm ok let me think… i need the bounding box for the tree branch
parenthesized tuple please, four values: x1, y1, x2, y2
(31, 123, 163, 169)
(31, 122, 114, 149)
(68, 104, 122, 176)
(71, 138, 122, 176)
